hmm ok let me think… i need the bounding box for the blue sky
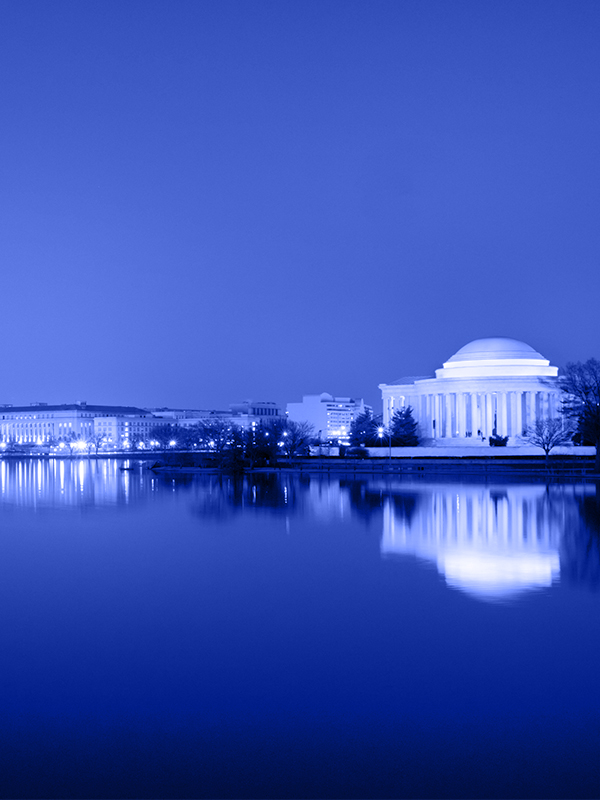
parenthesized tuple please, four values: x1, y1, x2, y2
(1, 0, 599, 409)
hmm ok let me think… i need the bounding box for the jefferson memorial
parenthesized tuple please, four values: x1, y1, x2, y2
(379, 337, 561, 445)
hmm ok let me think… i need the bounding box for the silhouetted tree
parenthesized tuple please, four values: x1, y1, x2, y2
(198, 420, 233, 453)
(149, 423, 180, 450)
(60, 431, 84, 456)
(389, 406, 420, 446)
(86, 433, 106, 455)
(278, 420, 314, 459)
(244, 421, 280, 465)
(349, 410, 382, 447)
(218, 426, 247, 472)
(560, 359, 600, 470)
(524, 418, 574, 461)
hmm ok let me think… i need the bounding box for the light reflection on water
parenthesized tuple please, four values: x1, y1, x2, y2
(0, 459, 599, 798)
(0, 458, 598, 602)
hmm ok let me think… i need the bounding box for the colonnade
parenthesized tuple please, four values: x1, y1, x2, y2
(394, 389, 561, 440)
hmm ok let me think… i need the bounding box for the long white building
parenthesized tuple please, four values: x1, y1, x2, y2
(379, 337, 562, 445)
(0, 403, 153, 446)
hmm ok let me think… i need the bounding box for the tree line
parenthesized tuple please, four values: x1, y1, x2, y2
(52, 418, 315, 466)
(348, 407, 419, 448)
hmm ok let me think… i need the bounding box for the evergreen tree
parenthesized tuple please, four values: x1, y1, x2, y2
(349, 410, 382, 447)
(389, 406, 420, 446)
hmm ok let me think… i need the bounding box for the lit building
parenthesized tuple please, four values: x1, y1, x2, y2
(379, 337, 562, 445)
(149, 401, 284, 431)
(0, 403, 152, 446)
(228, 401, 283, 426)
(286, 393, 371, 443)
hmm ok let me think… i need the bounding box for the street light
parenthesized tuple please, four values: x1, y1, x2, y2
(379, 425, 392, 466)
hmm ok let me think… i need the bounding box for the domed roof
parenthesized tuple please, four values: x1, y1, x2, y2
(433, 336, 556, 380)
(447, 337, 545, 363)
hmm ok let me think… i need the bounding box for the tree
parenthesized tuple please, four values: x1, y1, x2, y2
(149, 423, 180, 450)
(278, 420, 314, 459)
(524, 418, 574, 461)
(389, 406, 419, 446)
(61, 431, 85, 456)
(349, 410, 382, 447)
(217, 425, 247, 472)
(86, 433, 106, 455)
(197, 420, 232, 453)
(560, 359, 600, 471)
(245, 421, 280, 465)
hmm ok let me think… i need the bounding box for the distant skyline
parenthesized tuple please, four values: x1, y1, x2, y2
(1, 0, 599, 411)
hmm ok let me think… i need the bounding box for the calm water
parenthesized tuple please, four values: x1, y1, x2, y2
(0, 459, 599, 799)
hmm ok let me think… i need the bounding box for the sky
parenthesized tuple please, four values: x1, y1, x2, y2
(1, 0, 599, 411)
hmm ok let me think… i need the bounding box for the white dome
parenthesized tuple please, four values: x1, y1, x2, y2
(447, 337, 546, 363)
(435, 336, 557, 380)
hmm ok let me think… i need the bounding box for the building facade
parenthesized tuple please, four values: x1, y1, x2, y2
(0, 400, 284, 449)
(287, 393, 371, 444)
(149, 401, 284, 431)
(379, 338, 562, 445)
(0, 403, 153, 446)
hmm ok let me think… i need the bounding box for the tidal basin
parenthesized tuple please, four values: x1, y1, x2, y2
(0, 460, 599, 798)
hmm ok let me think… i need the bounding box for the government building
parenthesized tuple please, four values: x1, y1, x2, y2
(0, 403, 154, 446)
(379, 337, 562, 445)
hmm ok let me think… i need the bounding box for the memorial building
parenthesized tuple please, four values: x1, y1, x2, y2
(379, 337, 562, 445)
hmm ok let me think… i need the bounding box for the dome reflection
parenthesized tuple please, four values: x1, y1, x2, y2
(382, 483, 591, 601)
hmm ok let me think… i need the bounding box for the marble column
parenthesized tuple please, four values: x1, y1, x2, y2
(458, 393, 467, 437)
(509, 392, 516, 437)
(472, 393, 480, 436)
(514, 391, 523, 437)
(426, 395, 433, 436)
(536, 391, 543, 427)
(465, 393, 472, 436)
(548, 392, 556, 420)
(499, 392, 508, 437)
(485, 393, 493, 437)
(434, 394, 441, 438)
(543, 392, 551, 420)
(524, 392, 532, 431)
(445, 394, 453, 438)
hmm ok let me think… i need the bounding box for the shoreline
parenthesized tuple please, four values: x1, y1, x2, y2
(1, 452, 597, 479)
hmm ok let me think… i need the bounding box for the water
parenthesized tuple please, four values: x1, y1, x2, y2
(0, 459, 599, 799)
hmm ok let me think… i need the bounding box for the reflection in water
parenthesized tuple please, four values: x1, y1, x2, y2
(381, 483, 580, 602)
(0, 459, 598, 599)
(0, 458, 160, 508)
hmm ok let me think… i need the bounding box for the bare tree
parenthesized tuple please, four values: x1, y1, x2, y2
(149, 423, 180, 451)
(61, 431, 85, 456)
(198, 420, 232, 453)
(86, 433, 106, 455)
(560, 359, 600, 471)
(278, 420, 314, 460)
(524, 418, 574, 461)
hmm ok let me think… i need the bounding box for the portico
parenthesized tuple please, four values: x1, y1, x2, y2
(379, 338, 561, 445)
